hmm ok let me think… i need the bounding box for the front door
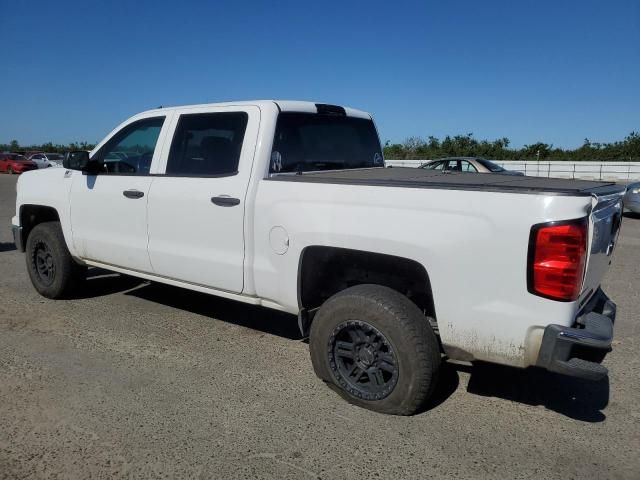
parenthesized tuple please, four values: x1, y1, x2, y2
(69, 116, 167, 272)
(147, 106, 259, 293)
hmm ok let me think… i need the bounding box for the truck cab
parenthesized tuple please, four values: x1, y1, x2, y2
(12, 100, 624, 415)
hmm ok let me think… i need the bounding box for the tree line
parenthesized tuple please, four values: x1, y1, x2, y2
(383, 131, 640, 161)
(0, 140, 96, 154)
(3, 131, 640, 161)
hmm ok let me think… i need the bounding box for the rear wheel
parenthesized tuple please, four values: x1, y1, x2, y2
(25, 221, 86, 299)
(310, 284, 441, 415)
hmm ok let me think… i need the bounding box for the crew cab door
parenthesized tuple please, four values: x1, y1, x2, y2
(146, 106, 259, 293)
(69, 115, 170, 272)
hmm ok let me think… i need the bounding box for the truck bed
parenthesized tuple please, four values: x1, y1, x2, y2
(268, 167, 624, 196)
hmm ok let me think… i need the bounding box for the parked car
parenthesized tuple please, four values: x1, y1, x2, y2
(12, 100, 623, 415)
(421, 157, 525, 175)
(0, 153, 38, 174)
(28, 152, 65, 168)
(624, 182, 640, 213)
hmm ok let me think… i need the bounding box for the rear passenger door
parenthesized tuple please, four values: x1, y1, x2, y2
(146, 106, 260, 293)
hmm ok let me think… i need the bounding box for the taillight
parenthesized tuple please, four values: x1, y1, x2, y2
(527, 218, 588, 301)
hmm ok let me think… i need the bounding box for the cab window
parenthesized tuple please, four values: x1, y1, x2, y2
(96, 117, 165, 175)
(166, 112, 248, 176)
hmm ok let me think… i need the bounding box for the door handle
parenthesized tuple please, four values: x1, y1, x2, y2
(123, 189, 144, 199)
(211, 196, 240, 207)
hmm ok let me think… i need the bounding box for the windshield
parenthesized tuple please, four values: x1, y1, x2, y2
(475, 158, 505, 172)
(270, 113, 383, 173)
(7, 154, 27, 161)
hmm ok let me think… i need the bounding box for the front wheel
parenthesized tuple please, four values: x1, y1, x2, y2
(25, 221, 86, 299)
(309, 284, 441, 415)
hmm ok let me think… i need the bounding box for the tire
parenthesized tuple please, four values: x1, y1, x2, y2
(309, 284, 441, 415)
(25, 221, 86, 299)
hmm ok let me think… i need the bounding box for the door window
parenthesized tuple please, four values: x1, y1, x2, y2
(444, 160, 461, 171)
(166, 112, 248, 176)
(96, 117, 165, 175)
(460, 160, 477, 172)
(423, 161, 445, 170)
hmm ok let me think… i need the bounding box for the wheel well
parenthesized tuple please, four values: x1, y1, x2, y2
(298, 246, 436, 320)
(19, 205, 60, 248)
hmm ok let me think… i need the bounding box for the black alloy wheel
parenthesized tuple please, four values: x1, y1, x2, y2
(25, 221, 86, 299)
(33, 240, 56, 286)
(310, 284, 441, 415)
(329, 320, 399, 400)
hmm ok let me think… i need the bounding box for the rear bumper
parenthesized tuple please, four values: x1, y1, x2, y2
(536, 289, 615, 381)
(12, 225, 24, 252)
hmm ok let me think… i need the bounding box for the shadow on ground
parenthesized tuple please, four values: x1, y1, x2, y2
(457, 362, 609, 422)
(0, 242, 16, 252)
(74, 268, 147, 299)
(77, 270, 610, 420)
(417, 362, 460, 413)
(125, 281, 301, 340)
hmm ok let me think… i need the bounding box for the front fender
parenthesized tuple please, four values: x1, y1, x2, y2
(15, 168, 77, 257)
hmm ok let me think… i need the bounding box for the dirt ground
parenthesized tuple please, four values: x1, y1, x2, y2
(1, 174, 638, 479)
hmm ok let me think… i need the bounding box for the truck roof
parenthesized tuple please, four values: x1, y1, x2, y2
(136, 100, 371, 119)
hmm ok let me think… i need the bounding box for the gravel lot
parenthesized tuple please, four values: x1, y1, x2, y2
(0, 173, 638, 479)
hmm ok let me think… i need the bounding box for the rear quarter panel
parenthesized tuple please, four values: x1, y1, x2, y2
(252, 180, 592, 367)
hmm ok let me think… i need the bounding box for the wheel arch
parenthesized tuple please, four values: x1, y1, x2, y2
(297, 246, 436, 335)
(18, 204, 61, 252)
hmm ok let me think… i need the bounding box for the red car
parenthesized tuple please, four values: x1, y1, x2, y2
(0, 153, 38, 174)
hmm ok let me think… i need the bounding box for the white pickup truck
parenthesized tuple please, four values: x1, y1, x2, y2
(12, 100, 624, 415)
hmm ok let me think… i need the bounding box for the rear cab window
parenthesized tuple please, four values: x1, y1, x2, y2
(269, 112, 383, 174)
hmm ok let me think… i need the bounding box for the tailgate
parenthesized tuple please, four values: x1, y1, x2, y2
(580, 186, 626, 304)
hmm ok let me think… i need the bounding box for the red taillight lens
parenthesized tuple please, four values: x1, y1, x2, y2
(528, 219, 588, 301)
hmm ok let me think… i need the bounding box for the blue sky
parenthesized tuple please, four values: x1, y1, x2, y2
(1, 0, 638, 148)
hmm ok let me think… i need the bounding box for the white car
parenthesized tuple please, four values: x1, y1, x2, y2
(624, 182, 640, 213)
(28, 152, 65, 168)
(11, 100, 624, 415)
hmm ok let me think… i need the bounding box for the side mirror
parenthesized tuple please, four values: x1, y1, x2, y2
(63, 151, 90, 170)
